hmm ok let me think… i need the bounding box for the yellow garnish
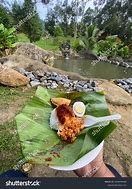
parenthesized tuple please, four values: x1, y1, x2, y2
(74, 106, 83, 114)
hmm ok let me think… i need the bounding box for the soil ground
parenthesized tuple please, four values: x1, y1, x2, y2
(0, 82, 132, 177)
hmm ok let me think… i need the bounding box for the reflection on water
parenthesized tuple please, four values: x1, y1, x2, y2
(54, 59, 132, 79)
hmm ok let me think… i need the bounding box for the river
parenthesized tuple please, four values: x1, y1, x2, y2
(54, 59, 132, 79)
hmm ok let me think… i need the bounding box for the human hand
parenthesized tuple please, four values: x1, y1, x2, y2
(74, 148, 115, 177)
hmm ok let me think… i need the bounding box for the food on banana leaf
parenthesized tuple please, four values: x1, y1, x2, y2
(50, 104, 84, 143)
(51, 97, 71, 106)
(15, 87, 117, 167)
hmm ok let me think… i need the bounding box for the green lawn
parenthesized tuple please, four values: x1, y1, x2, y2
(0, 120, 23, 173)
(17, 33, 30, 43)
(17, 33, 59, 51)
(35, 37, 59, 51)
(0, 86, 36, 173)
(17, 33, 78, 52)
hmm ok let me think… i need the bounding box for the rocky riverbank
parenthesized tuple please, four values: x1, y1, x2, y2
(18, 68, 132, 94)
(0, 42, 131, 93)
(19, 68, 99, 92)
(96, 56, 132, 69)
(115, 79, 132, 93)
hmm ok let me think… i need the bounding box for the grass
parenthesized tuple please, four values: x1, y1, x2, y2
(0, 120, 23, 173)
(17, 33, 30, 43)
(0, 85, 35, 105)
(17, 33, 59, 51)
(17, 33, 79, 51)
(0, 86, 36, 173)
(35, 37, 59, 51)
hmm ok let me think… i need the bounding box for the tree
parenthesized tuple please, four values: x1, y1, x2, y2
(94, 0, 132, 44)
(82, 8, 96, 27)
(44, 0, 90, 38)
(54, 25, 64, 37)
(22, 0, 43, 42)
(0, 5, 13, 28)
(12, 0, 24, 32)
(45, 11, 56, 36)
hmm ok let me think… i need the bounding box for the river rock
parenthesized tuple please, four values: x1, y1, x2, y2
(91, 81, 96, 87)
(50, 81, 58, 89)
(35, 70, 45, 77)
(30, 80, 41, 87)
(83, 84, 88, 89)
(76, 84, 84, 92)
(0, 65, 29, 86)
(19, 67, 26, 75)
(63, 83, 70, 88)
(77, 81, 86, 86)
(26, 73, 35, 81)
(125, 78, 132, 85)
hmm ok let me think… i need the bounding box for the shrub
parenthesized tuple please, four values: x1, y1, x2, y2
(53, 36, 65, 47)
(54, 25, 64, 37)
(118, 46, 130, 59)
(97, 35, 130, 58)
(71, 39, 83, 52)
(0, 24, 16, 57)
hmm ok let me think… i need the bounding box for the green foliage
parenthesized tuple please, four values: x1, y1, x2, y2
(79, 24, 102, 53)
(0, 24, 16, 57)
(54, 25, 64, 37)
(0, 5, 13, 28)
(95, 0, 132, 44)
(78, 24, 130, 59)
(17, 33, 30, 43)
(11, 0, 24, 32)
(17, 33, 59, 51)
(23, 0, 43, 42)
(45, 12, 55, 36)
(118, 46, 130, 59)
(53, 36, 65, 47)
(72, 38, 83, 52)
(36, 37, 59, 51)
(97, 35, 130, 58)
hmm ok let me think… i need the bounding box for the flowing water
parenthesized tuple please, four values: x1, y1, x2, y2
(54, 59, 132, 79)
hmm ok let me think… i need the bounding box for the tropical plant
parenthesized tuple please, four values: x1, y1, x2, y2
(72, 38, 83, 52)
(79, 24, 103, 54)
(0, 24, 16, 57)
(97, 35, 130, 58)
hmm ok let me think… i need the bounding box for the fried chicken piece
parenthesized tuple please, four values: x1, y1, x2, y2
(51, 98, 71, 107)
(56, 104, 84, 142)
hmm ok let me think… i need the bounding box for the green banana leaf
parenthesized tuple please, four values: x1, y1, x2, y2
(15, 86, 117, 166)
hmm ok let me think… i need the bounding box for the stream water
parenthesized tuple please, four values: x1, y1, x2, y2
(54, 59, 132, 79)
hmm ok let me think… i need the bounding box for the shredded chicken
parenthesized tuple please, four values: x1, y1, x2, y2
(56, 104, 84, 142)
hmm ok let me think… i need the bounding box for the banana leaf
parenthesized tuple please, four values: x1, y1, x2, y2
(15, 86, 117, 166)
